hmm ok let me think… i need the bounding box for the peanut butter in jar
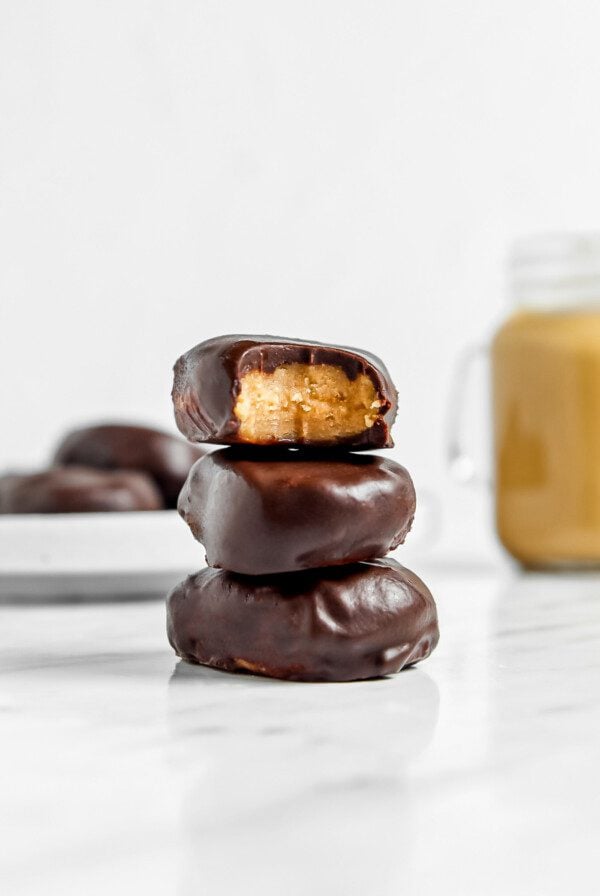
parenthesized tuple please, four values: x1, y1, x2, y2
(493, 234, 600, 568)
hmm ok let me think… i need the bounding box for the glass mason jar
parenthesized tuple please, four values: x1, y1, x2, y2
(449, 232, 600, 569)
(493, 233, 600, 568)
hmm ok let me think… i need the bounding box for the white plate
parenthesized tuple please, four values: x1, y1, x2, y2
(0, 511, 204, 600)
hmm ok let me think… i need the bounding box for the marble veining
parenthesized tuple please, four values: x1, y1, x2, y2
(1, 566, 599, 895)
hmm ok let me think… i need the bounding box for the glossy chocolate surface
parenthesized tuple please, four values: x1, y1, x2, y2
(167, 558, 439, 682)
(0, 466, 164, 514)
(172, 334, 398, 449)
(178, 448, 416, 574)
(54, 423, 206, 507)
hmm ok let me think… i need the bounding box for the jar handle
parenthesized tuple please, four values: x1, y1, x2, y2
(446, 343, 491, 487)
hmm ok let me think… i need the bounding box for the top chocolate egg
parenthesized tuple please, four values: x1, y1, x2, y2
(172, 335, 398, 449)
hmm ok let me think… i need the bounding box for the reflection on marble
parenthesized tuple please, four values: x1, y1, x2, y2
(1, 566, 599, 895)
(168, 663, 439, 896)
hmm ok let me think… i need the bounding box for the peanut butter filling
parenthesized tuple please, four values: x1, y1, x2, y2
(233, 658, 269, 674)
(233, 363, 383, 442)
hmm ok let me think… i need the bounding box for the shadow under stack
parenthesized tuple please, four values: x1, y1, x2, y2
(166, 334, 439, 682)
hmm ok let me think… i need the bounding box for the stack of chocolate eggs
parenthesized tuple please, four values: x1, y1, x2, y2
(167, 335, 439, 682)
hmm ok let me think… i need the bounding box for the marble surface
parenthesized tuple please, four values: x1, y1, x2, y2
(1, 564, 599, 895)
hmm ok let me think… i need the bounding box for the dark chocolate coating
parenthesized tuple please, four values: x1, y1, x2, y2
(172, 334, 398, 449)
(53, 423, 206, 507)
(166, 558, 439, 682)
(0, 466, 164, 513)
(178, 448, 416, 574)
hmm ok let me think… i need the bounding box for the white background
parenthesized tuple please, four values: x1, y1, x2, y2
(2, 0, 600, 561)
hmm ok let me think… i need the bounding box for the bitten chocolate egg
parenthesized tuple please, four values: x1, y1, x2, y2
(172, 335, 398, 450)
